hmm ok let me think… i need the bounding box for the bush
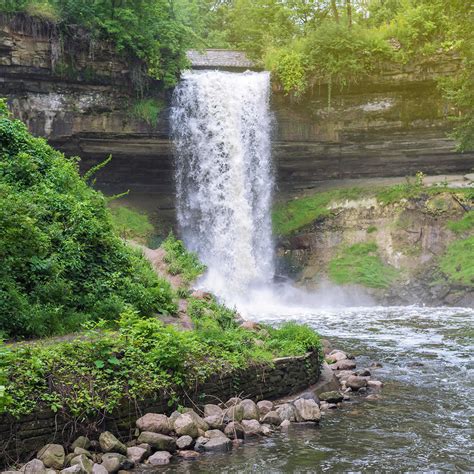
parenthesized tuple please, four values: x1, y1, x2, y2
(162, 234, 206, 284)
(110, 205, 154, 243)
(0, 101, 175, 339)
(440, 236, 474, 286)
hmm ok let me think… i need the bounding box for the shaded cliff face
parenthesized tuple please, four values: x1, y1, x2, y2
(1, 15, 473, 229)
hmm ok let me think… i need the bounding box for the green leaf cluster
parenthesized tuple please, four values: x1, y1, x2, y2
(1, 307, 321, 417)
(440, 236, 474, 287)
(0, 100, 175, 339)
(162, 234, 206, 284)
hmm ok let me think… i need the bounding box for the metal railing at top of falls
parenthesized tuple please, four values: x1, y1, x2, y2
(186, 49, 260, 71)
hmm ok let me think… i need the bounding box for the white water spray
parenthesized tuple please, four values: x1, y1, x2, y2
(171, 70, 274, 302)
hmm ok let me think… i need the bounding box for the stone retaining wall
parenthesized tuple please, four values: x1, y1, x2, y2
(0, 351, 320, 467)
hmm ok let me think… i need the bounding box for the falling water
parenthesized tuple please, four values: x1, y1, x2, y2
(171, 70, 274, 301)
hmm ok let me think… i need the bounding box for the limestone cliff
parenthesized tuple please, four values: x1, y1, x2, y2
(1, 13, 473, 227)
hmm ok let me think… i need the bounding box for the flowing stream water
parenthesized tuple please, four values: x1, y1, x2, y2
(169, 71, 474, 472)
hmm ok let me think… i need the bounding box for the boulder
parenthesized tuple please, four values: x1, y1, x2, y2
(326, 350, 347, 363)
(239, 399, 259, 420)
(148, 451, 172, 466)
(276, 403, 297, 422)
(241, 419, 262, 437)
(100, 453, 129, 473)
(187, 411, 209, 431)
(21, 459, 47, 474)
(319, 391, 344, 403)
(136, 413, 171, 434)
(224, 421, 245, 439)
(60, 467, 82, 474)
(99, 432, 126, 455)
(168, 410, 181, 426)
(174, 413, 199, 438)
(203, 436, 232, 453)
(261, 424, 273, 436)
(279, 419, 291, 431)
(91, 464, 108, 474)
(262, 411, 281, 425)
(256, 400, 273, 416)
(176, 435, 194, 449)
(205, 429, 227, 439)
(239, 321, 260, 331)
(74, 448, 92, 458)
(203, 404, 223, 418)
(334, 370, 355, 381)
(204, 415, 224, 430)
(331, 359, 357, 371)
(356, 369, 371, 377)
(137, 432, 176, 452)
(70, 454, 93, 474)
(38, 444, 65, 470)
(71, 437, 91, 451)
(224, 397, 242, 407)
(177, 450, 200, 459)
(368, 380, 383, 389)
(193, 436, 208, 451)
(126, 446, 147, 464)
(298, 391, 320, 404)
(293, 398, 321, 422)
(225, 403, 244, 422)
(346, 375, 368, 391)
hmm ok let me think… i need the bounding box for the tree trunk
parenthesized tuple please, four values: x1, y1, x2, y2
(331, 0, 340, 23)
(346, 0, 352, 28)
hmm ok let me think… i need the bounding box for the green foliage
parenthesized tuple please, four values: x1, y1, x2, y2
(162, 234, 206, 284)
(110, 205, 154, 243)
(440, 236, 474, 286)
(1, 308, 321, 417)
(187, 297, 239, 331)
(130, 99, 164, 126)
(447, 211, 474, 234)
(328, 242, 399, 289)
(273, 187, 368, 235)
(0, 101, 175, 339)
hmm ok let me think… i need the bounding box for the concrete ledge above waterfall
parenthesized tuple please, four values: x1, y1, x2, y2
(187, 49, 257, 71)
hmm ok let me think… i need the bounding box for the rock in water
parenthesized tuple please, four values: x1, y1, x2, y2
(126, 446, 148, 463)
(137, 432, 176, 452)
(293, 398, 321, 422)
(38, 444, 65, 470)
(241, 419, 262, 437)
(262, 411, 281, 425)
(101, 453, 128, 472)
(203, 437, 232, 452)
(224, 421, 245, 439)
(148, 451, 172, 466)
(70, 454, 94, 473)
(276, 403, 297, 422)
(204, 415, 225, 430)
(136, 413, 171, 434)
(346, 375, 368, 391)
(99, 432, 127, 455)
(319, 391, 344, 403)
(176, 435, 194, 449)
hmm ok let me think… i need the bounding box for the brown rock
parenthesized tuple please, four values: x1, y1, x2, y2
(256, 400, 273, 416)
(136, 413, 171, 434)
(346, 375, 368, 391)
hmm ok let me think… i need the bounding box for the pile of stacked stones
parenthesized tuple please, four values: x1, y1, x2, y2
(7, 396, 322, 473)
(320, 348, 384, 408)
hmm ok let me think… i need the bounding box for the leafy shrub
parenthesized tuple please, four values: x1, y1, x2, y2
(162, 234, 205, 284)
(2, 308, 322, 417)
(0, 101, 175, 339)
(329, 242, 399, 289)
(130, 99, 164, 126)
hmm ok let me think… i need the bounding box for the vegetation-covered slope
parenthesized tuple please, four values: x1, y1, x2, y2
(0, 100, 175, 339)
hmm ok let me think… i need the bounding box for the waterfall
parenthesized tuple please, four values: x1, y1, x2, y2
(171, 70, 274, 302)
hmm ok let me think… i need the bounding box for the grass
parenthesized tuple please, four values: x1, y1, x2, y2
(110, 205, 154, 243)
(328, 242, 399, 289)
(162, 234, 206, 284)
(440, 236, 474, 286)
(130, 99, 164, 126)
(273, 187, 369, 235)
(447, 211, 474, 234)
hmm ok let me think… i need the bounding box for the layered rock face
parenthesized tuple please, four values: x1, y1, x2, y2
(1, 14, 473, 225)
